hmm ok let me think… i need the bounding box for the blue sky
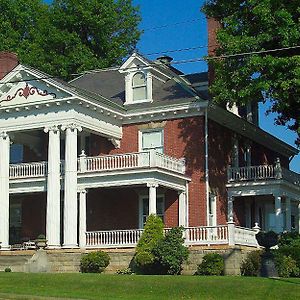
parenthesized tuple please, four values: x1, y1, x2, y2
(133, 0, 300, 173)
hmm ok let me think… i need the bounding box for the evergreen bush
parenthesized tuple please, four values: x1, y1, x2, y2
(154, 227, 189, 275)
(4, 267, 11, 273)
(240, 250, 262, 276)
(195, 253, 224, 276)
(274, 254, 299, 278)
(134, 214, 164, 273)
(80, 251, 110, 273)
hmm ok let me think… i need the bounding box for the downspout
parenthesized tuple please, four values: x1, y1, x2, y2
(205, 108, 210, 226)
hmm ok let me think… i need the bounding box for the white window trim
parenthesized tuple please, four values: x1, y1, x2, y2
(138, 128, 164, 153)
(138, 193, 165, 229)
(124, 70, 153, 105)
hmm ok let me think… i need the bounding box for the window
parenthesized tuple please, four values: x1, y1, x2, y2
(139, 195, 164, 228)
(10, 144, 23, 163)
(141, 129, 164, 153)
(132, 72, 147, 101)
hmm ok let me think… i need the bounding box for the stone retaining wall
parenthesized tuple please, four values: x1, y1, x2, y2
(0, 245, 257, 275)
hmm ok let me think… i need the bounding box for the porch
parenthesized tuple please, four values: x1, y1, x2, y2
(227, 161, 300, 233)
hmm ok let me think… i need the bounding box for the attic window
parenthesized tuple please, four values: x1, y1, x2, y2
(132, 72, 147, 101)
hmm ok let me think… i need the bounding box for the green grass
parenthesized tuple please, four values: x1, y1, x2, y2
(0, 273, 299, 300)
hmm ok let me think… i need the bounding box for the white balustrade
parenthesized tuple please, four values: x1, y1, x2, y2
(185, 225, 228, 245)
(9, 161, 47, 179)
(234, 226, 258, 247)
(79, 151, 186, 174)
(228, 165, 275, 182)
(85, 229, 144, 248)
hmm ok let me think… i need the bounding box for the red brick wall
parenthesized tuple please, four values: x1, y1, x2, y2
(0, 52, 18, 80)
(89, 116, 206, 227)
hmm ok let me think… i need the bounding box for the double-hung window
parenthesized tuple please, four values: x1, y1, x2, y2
(132, 72, 147, 101)
(140, 129, 164, 153)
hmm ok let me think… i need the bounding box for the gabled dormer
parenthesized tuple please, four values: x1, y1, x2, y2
(119, 52, 153, 105)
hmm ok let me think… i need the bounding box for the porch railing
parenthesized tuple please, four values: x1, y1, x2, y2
(9, 161, 47, 179)
(234, 226, 258, 247)
(228, 162, 300, 187)
(79, 151, 186, 175)
(85, 225, 258, 248)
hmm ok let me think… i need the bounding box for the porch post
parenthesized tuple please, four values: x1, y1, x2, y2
(0, 132, 10, 250)
(44, 126, 61, 248)
(62, 123, 82, 248)
(147, 182, 158, 215)
(227, 193, 234, 222)
(274, 193, 283, 233)
(79, 189, 87, 248)
(285, 197, 291, 232)
(178, 190, 187, 227)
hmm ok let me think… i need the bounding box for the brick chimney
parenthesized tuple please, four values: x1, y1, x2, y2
(207, 18, 221, 85)
(0, 52, 19, 80)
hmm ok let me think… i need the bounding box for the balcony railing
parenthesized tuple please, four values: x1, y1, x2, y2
(227, 162, 300, 187)
(9, 161, 48, 179)
(78, 151, 186, 175)
(85, 225, 258, 248)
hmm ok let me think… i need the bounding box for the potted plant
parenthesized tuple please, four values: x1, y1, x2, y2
(35, 234, 47, 249)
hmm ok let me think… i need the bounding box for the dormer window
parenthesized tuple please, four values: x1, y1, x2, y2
(132, 72, 147, 101)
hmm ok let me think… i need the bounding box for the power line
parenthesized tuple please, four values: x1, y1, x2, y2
(141, 18, 206, 32)
(1, 44, 299, 85)
(144, 45, 208, 56)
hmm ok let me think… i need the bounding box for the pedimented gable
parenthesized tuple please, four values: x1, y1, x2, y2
(0, 65, 73, 108)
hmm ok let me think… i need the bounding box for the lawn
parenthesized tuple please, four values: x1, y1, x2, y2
(0, 273, 299, 300)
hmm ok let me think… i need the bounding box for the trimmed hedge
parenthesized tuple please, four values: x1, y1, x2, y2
(195, 253, 224, 276)
(80, 251, 110, 273)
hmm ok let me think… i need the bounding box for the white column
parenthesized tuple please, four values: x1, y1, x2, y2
(62, 123, 82, 248)
(0, 132, 10, 250)
(178, 191, 187, 227)
(274, 193, 283, 233)
(147, 182, 158, 215)
(285, 197, 291, 232)
(79, 189, 87, 248)
(245, 201, 251, 228)
(227, 194, 234, 222)
(44, 126, 61, 248)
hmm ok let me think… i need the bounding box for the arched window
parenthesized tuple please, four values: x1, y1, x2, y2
(132, 72, 147, 101)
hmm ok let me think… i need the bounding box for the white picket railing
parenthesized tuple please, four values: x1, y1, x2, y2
(228, 165, 275, 182)
(86, 229, 144, 248)
(185, 225, 228, 245)
(79, 151, 186, 175)
(234, 226, 258, 247)
(9, 161, 47, 179)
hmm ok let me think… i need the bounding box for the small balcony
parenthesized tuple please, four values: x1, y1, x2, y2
(9, 151, 186, 180)
(227, 162, 300, 187)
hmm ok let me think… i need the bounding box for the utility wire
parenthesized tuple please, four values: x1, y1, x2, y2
(1, 44, 300, 85)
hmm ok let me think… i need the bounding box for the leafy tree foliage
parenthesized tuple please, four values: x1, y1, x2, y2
(203, 0, 300, 144)
(0, 0, 141, 79)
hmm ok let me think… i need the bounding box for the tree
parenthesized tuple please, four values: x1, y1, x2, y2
(0, 0, 141, 79)
(202, 0, 300, 145)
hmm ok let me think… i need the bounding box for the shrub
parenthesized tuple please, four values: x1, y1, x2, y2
(195, 253, 224, 276)
(4, 267, 11, 273)
(80, 251, 110, 273)
(240, 250, 262, 276)
(134, 214, 164, 273)
(154, 227, 189, 275)
(274, 254, 299, 278)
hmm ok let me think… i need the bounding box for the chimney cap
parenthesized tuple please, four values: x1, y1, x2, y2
(156, 55, 173, 65)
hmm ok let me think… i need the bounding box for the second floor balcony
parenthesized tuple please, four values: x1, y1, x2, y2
(9, 150, 186, 181)
(227, 159, 300, 188)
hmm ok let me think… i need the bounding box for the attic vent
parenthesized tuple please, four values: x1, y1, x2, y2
(156, 55, 173, 65)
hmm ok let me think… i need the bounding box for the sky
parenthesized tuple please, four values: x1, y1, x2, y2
(133, 0, 300, 173)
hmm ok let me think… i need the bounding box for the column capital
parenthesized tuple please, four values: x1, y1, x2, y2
(0, 131, 9, 140)
(61, 123, 82, 132)
(147, 181, 159, 188)
(178, 190, 186, 196)
(78, 188, 87, 195)
(44, 125, 60, 134)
